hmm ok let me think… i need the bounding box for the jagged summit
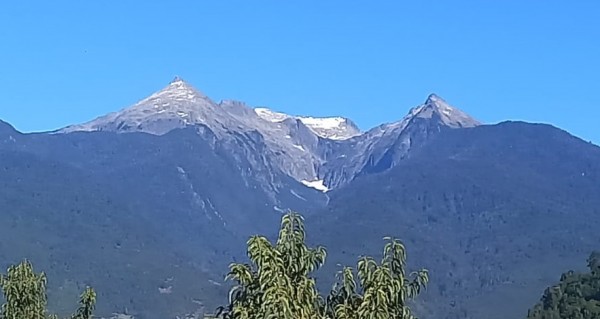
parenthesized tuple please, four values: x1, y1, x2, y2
(154, 76, 208, 99)
(425, 93, 443, 103)
(412, 93, 480, 128)
(59, 78, 218, 135)
(371, 93, 480, 135)
(58, 81, 482, 190)
(61, 78, 475, 140)
(320, 94, 482, 188)
(58, 78, 359, 183)
(170, 75, 184, 84)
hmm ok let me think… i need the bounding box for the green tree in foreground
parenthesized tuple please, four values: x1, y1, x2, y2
(217, 212, 326, 319)
(72, 287, 97, 319)
(0, 260, 49, 319)
(526, 251, 600, 319)
(0, 259, 96, 319)
(216, 211, 429, 319)
(324, 237, 429, 319)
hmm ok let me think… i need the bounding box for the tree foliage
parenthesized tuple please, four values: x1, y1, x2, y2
(0, 260, 96, 319)
(71, 287, 97, 319)
(526, 251, 600, 319)
(216, 211, 428, 319)
(324, 237, 429, 319)
(0, 259, 49, 319)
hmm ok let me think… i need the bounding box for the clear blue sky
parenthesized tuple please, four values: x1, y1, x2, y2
(1, 1, 599, 143)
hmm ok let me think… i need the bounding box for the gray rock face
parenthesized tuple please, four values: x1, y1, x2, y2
(61, 78, 232, 135)
(254, 107, 362, 140)
(60, 78, 323, 184)
(59, 79, 480, 192)
(319, 94, 480, 188)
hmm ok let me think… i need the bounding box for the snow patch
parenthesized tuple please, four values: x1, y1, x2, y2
(273, 206, 286, 213)
(290, 189, 307, 201)
(298, 116, 345, 130)
(301, 179, 329, 192)
(254, 108, 289, 122)
(254, 107, 360, 140)
(293, 144, 305, 151)
(208, 279, 223, 286)
(159, 286, 173, 294)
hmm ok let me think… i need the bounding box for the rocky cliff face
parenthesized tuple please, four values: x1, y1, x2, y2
(60, 78, 323, 184)
(59, 78, 480, 193)
(254, 107, 361, 140)
(319, 93, 480, 188)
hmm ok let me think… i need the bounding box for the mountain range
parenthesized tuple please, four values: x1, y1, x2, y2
(58, 77, 479, 190)
(1, 78, 599, 319)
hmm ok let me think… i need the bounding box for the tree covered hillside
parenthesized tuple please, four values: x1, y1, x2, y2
(527, 252, 600, 319)
(1, 211, 599, 319)
(309, 122, 600, 319)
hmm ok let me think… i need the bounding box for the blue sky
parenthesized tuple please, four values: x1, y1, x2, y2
(1, 1, 599, 143)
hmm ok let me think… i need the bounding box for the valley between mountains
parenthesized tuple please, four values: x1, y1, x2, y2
(1, 78, 599, 319)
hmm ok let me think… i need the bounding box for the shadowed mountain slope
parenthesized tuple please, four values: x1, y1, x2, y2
(0, 126, 325, 318)
(309, 121, 600, 319)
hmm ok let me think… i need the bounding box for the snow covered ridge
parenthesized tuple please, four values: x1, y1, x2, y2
(254, 107, 361, 140)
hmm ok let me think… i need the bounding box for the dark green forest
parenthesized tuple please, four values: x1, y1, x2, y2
(526, 252, 600, 319)
(1, 212, 598, 319)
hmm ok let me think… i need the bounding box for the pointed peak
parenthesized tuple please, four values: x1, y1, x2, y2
(425, 93, 444, 104)
(170, 76, 185, 84)
(400, 94, 481, 128)
(158, 77, 207, 99)
(422, 93, 454, 114)
(167, 76, 199, 91)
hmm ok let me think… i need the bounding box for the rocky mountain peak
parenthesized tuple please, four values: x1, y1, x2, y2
(320, 94, 483, 189)
(57, 81, 482, 192)
(170, 75, 184, 83)
(149, 76, 208, 101)
(412, 93, 480, 128)
(425, 93, 443, 104)
(58, 78, 222, 135)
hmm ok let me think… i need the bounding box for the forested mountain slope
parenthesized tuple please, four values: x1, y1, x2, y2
(309, 121, 600, 319)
